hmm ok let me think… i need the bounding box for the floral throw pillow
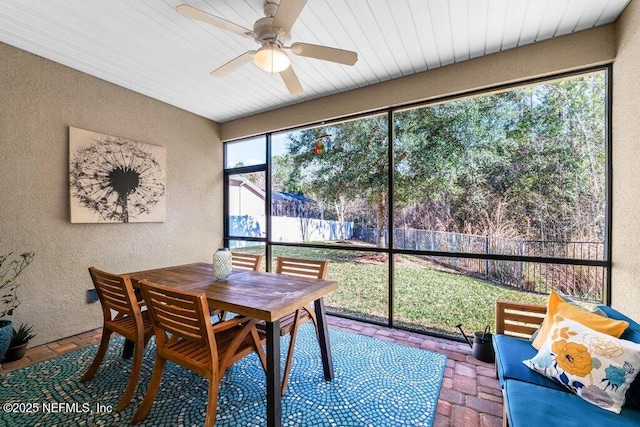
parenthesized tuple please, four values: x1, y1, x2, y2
(523, 315, 640, 413)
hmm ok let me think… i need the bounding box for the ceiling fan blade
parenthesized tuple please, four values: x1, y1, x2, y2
(290, 42, 358, 66)
(272, 0, 307, 35)
(176, 4, 255, 39)
(279, 65, 303, 95)
(211, 51, 256, 77)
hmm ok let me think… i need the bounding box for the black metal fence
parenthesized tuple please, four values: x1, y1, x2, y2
(353, 227, 605, 301)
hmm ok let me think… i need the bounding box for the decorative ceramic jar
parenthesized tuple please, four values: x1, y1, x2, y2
(0, 320, 13, 362)
(212, 248, 232, 281)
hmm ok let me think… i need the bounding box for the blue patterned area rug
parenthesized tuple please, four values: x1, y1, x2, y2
(0, 324, 446, 426)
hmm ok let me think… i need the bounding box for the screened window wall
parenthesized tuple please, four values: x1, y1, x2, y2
(224, 68, 610, 338)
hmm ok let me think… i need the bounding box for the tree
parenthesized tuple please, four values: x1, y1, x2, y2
(275, 73, 606, 248)
(393, 74, 605, 243)
(282, 116, 389, 246)
(272, 154, 303, 195)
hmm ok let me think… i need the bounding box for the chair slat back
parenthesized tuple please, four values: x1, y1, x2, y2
(232, 253, 263, 271)
(139, 280, 211, 345)
(496, 301, 546, 338)
(89, 267, 138, 316)
(276, 257, 328, 279)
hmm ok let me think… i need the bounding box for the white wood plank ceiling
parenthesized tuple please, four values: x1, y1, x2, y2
(0, 0, 630, 123)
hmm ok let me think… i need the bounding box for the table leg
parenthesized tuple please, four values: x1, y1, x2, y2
(122, 339, 134, 359)
(314, 298, 334, 381)
(266, 320, 281, 427)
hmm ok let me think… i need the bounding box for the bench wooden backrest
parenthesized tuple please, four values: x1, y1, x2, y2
(496, 301, 546, 339)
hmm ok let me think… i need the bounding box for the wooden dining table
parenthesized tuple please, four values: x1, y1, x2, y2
(126, 262, 338, 427)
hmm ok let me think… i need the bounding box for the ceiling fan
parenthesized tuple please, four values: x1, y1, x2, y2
(176, 0, 358, 95)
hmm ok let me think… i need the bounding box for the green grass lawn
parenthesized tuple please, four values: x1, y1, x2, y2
(236, 244, 548, 337)
(392, 256, 547, 335)
(322, 251, 547, 336)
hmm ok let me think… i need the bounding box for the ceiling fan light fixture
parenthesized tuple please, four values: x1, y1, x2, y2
(254, 45, 290, 73)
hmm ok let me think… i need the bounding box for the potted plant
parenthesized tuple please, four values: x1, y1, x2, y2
(0, 252, 35, 361)
(3, 323, 36, 362)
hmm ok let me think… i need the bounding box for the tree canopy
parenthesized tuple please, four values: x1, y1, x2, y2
(274, 73, 606, 247)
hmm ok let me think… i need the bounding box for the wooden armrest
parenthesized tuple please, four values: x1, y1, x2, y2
(211, 315, 252, 333)
(496, 301, 546, 338)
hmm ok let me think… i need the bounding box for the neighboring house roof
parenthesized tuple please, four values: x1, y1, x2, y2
(229, 176, 264, 199)
(272, 192, 317, 204)
(229, 176, 317, 204)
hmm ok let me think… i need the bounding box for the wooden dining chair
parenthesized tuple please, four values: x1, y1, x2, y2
(132, 280, 267, 427)
(81, 267, 154, 411)
(273, 256, 329, 395)
(231, 252, 263, 271)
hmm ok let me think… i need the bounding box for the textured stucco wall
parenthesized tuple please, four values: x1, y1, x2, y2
(222, 25, 615, 141)
(0, 42, 222, 346)
(612, 0, 640, 320)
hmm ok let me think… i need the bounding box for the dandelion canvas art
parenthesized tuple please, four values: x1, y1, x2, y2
(69, 127, 166, 223)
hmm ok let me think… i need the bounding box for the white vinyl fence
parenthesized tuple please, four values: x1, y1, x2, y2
(229, 215, 353, 243)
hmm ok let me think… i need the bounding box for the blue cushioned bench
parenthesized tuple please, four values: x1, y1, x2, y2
(493, 301, 640, 426)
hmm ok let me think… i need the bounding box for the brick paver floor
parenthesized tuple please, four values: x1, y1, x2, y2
(0, 316, 503, 426)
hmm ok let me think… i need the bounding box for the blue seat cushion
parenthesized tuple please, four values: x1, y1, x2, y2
(504, 379, 640, 427)
(596, 306, 640, 409)
(621, 328, 640, 409)
(493, 334, 565, 391)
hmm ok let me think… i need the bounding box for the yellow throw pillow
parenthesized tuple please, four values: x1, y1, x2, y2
(532, 291, 629, 350)
(532, 291, 566, 350)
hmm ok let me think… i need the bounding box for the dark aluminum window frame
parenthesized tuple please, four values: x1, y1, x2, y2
(223, 65, 612, 338)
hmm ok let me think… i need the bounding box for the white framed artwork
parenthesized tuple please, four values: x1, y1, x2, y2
(69, 127, 166, 223)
